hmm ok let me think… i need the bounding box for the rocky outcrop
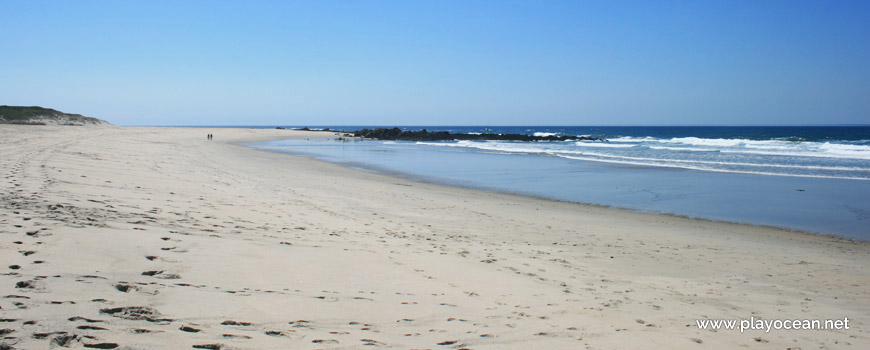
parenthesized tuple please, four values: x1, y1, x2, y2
(353, 127, 606, 142)
(0, 106, 110, 126)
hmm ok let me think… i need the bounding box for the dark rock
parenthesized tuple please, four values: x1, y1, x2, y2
(353, 127, 607, 142)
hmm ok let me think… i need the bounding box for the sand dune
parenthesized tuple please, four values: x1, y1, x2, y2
(1, 125, 868, 349)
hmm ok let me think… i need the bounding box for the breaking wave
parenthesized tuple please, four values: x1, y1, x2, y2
(413, 136, 870, 180)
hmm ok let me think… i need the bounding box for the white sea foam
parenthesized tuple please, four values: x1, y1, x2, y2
(646, 145, 869, 160)
(414, 139, 870, 178)
(574, 142, 636, 148)
(563, 151, 870, 172)
(716, 148, 870, 160)
(607, 136, 658, 142)
(554, 155, 869, 180)
(648, 146, 721, 152)
(533, 132, 559, 137)
(423, 139, 870, 160)
(662, 137, 749, 147)
(428, 135, 870, 159)
(417, 141, 484, 148)
(818, 142, 870, 157)
(602, 136, 870, 160)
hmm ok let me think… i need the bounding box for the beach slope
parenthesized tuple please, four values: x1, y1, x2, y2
(1, 125, 867, 349)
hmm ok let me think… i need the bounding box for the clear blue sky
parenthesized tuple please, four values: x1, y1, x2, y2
(1, 0, 868, 126)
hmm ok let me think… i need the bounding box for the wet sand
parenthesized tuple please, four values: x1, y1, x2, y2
(1, 125, 868, 349)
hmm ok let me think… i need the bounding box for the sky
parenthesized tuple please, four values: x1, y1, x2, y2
(1, 0, 868, 126)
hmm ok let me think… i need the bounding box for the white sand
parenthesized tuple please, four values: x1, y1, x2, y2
(1, 125, 868, 349)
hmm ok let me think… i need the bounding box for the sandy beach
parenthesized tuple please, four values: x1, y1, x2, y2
(1, 125, 868, 349)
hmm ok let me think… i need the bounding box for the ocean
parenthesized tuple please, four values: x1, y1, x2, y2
(244, 126, 870, 241)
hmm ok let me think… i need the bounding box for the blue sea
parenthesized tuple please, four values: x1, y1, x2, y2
(244, 126, 870, 241)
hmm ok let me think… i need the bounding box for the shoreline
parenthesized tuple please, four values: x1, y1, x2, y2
(2, 125, 868, 349)
(246, 134, 868, 244)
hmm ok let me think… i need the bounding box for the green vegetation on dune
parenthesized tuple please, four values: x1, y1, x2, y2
(0, 106, 71, 120)
(0, 105, 109, 125)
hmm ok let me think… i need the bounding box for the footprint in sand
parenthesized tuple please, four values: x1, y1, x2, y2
(141, 271, 181, 279)
(77, 325, 107, 330)
(222, 334, 251, 339)
(192, 344, 223, 350)
(100, 307, 172, 323)
(179, 325, 201, 333)
(15, 280, 37, 289)
(115, 284, 139, 293)
(51, 334, 80, 347)
(68, 317, 103, 323)
(360, 339, 384, 346)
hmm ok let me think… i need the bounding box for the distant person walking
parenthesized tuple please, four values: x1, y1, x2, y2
(207, 133, 213, 140)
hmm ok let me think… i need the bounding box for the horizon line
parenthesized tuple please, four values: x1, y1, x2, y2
(123, 124, 870, 128)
